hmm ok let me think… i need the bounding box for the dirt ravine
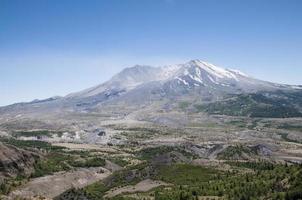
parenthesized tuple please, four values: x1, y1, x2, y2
(104, 179, 170, 198)
(7, 167, 111, 199)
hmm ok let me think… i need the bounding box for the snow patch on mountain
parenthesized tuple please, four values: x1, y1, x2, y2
(67, 59, 285, 101)
(176, 77, 189, 85)
(227, 69, 249, 77)
(207, 75, 219, 85)
(290, 85, 302, 90)
(189, 60, 236, 79)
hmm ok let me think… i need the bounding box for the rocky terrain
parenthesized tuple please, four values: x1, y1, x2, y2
(0, 143, 38, 184)
(0, 60, 302, 200)
(1, 60, 301, 120)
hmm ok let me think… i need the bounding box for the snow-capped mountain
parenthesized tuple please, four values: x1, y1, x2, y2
(66, 59, 285, 102)
(0, 59, 301, 117)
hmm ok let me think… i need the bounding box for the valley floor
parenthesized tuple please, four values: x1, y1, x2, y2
(0, 114, 302, 200)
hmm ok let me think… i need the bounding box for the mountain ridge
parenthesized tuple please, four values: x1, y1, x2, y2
(66, 59, 297, 100)
(1, 59, 302, 119)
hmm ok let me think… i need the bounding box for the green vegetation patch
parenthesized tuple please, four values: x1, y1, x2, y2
(56, 162, 151, 200)
(55, 161, 302, 200)
(0, 138, 65, 151)
(199, 92, 302, 118)
(31, 152, 71, 177)
(0, 138, 105, 178)
(153, 164, 302, 200)
(69, 157, 106, 168)
(137, 146, 176, 160)
(157, 164, 218, 185)
(179, 101, 190, 110)
(32, 152, 106, 178)
(108, 157, 130, 167)
(226, 161, 275, 170)
(11, 130, 65, 138)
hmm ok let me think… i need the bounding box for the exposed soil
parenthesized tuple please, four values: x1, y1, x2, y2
(8, 167, 111, 199)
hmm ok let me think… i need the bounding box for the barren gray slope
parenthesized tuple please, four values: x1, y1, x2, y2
(0, 60, 300, 118)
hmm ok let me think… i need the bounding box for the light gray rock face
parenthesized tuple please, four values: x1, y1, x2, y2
(0, 59, 300, 118)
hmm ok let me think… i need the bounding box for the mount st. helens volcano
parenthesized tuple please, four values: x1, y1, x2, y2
(1, 60, 302, 118)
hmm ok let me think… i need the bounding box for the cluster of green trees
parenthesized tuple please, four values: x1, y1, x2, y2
(0, 138, 106, 195)
(226, 161, 275, 170)
(137, 146, 196, 161)
(32, 152, 106, 178)
(199, 92, 302, 118)
(152, 163, 302, 200)
(57, 162, 302, 200)
(12, 130, 57, 138)
(56, 145, 302, 200)
(0, 137, 66, 152)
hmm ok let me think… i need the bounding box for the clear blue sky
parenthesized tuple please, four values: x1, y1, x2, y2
(1, 0, 302, 106)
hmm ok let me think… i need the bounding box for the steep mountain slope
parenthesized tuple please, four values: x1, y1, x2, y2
(63, 59, 297, 107)
(68, 59, 285, 101)
(196, 90, 302, 118)
(0, 142, 38, 184)
(0, 59, 301, 118)
(68, 65, 162, 98)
